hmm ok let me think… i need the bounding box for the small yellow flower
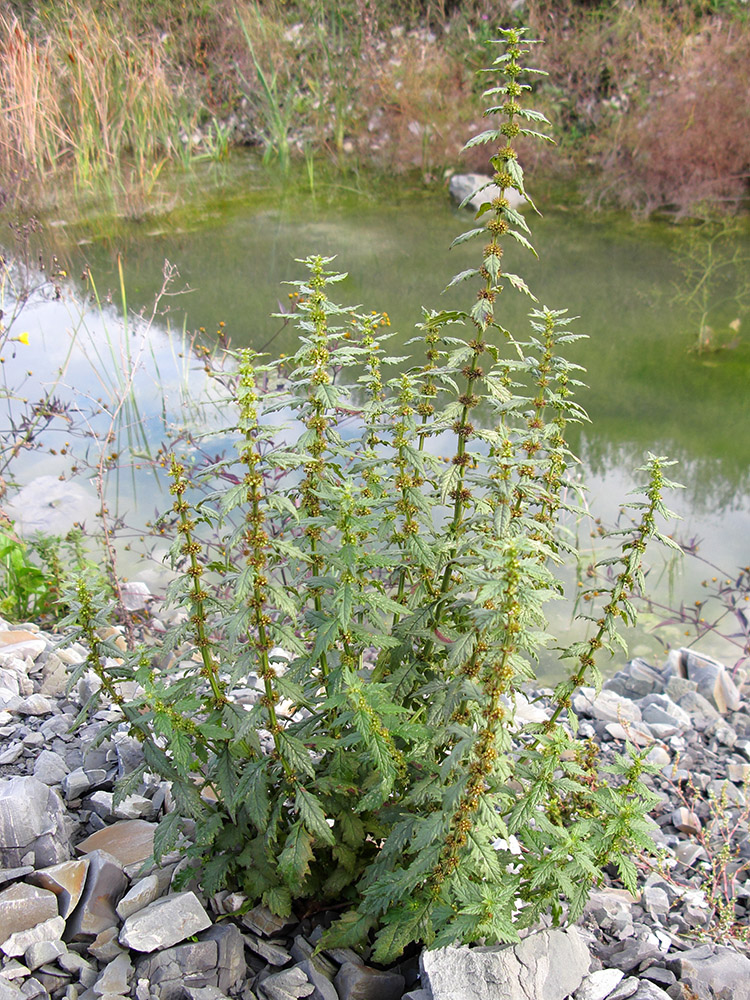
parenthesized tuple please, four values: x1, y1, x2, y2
(14, 332, 29, 345)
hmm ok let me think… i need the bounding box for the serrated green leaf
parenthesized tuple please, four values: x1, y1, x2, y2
(450, 228, 486, 249)
(278, 820, 315, 884)
(504, 273, 538, 300)
(153, 811, 182, 861)
(445, 268, 479, 289)
(471, 297, 494, 327)
(447, 629, 478, 671)
(519, 129, 554, 143)
(615, 853, 639, 894)
(263, 884, 292, 917)
(337, 810, 365, 848)
(462, 129, 503, 150)
(201, 853, 232, 896)
(515, 108, 551, 122)
(296, 785, 336, 845)
(316, 910, 376, 952)
(277, 731, 316, 778)
(508, 230, 537, 256)
(371, 906, 427, 964)
(112, 763, 148, 809)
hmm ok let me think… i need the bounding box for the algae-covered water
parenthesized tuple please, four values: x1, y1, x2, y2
(4, 160, 749, 673)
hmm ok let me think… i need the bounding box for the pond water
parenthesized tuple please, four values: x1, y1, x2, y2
(3, 160, 749, 676)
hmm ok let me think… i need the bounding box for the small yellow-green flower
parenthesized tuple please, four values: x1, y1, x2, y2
(13, 332, 29, 346)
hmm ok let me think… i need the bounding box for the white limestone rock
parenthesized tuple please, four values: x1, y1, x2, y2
(0, 776, 70, 868)
(0, 916, 66, 958)
(119, 892, 212, 953)
(574, 969, 625, 1000)
(419, 927, 590, 1000)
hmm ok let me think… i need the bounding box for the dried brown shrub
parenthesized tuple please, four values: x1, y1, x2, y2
(593, 18, 750, 215)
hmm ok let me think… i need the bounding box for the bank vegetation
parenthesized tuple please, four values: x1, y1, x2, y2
(1, 0, 749, 217)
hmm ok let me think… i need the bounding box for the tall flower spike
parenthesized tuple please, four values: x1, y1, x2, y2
(450, 26, 553, 333)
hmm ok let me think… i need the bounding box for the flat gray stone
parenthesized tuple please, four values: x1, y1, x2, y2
(631, 984, 671, 1000)
(241, 905, 296, 938)
(184, 990, 229, 1000)
(679, 649, 741, 714)
(244, 934, 292, 966)
(23, 939, 67, 972)
(76, 821, 156, 869)
(607, 937, 661, 974)
(0, 981, 24, 1000)
(134, 939, 217, 1000)
(17, 694, 54, 716)
(296, 961, 337, 1000)
(61, 769, 91, 802)
(64, 850, 128, 940)
(1, 916, 66, 958)
(86, 793, 115, 821)
(201, 923, 245, 994)
(0, 884, 59, 946)
(28, 859, 90, 918)
(18, 981, 45, 1000)
(115, 875, 160, 920)
(605, 977, 640, 1000)
(87, 926, 124, 963)
(0, 776, 70, 868)
(333, 962, 404, 1000)
(58, 951, 97, 986)
(113, 795, 153, 821)
(260, 967, 314, 1000)
(574, 969, 625, 1000)
(605, 659, 665, 699)
(39, 654, 68, 698)
(0, 631, 45, 660)
(574, 688, 642, 726)
(93, 953, 133, 996)
(640, 694, 691, 730)
(643, 887, 670, 921)
(0, 869, 33, 888)
(668, 944, 750, 1000)
(420, 928, 590, 1000)
(33, 752, 69, 787)
(119, 892, 211, 953)
(583, 889, 636, 935)
(0, 958, 30, 980)
(672, 807, 701, 835)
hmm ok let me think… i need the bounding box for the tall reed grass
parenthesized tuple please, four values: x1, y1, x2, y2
(0, 4, 186, 199)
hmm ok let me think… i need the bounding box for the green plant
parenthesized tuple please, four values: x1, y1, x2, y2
(655, 769, 750, 945)
(65, 27, 678, 962)
(671, 213, 750, 354)
(236, 6, 294, 172)
(0, 523, 94, 622)
(0, 524, 53, 621)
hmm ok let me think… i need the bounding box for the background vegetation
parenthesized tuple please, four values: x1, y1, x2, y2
(1, 0, 749, 217)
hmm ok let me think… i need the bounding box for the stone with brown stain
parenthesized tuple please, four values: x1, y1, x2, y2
(0, 884, 59, 947)
(75, 821, 156, 868)
(28, 859, 90, 918)
(64, 851, 128, 941)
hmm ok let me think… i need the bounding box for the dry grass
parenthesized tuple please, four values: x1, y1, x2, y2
(592, 17, 750, 215)
(524, 0, 750, 215)
(0, 4, 186, 202)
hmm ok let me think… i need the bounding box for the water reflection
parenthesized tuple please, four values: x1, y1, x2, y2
(2, 177, 748, 675)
